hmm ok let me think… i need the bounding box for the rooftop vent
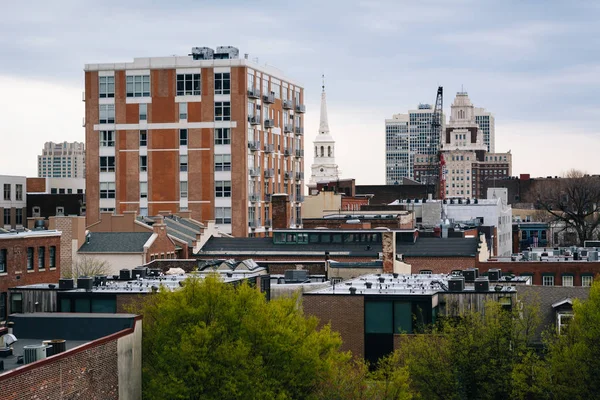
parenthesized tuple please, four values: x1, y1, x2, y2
(24, 344, 47, 365)
(190, 47, 214, 60)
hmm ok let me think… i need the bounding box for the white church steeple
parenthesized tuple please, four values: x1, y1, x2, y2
(309, 76, 340, 189)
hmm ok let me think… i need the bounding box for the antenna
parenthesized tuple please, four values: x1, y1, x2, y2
(322, 74, 325, 92)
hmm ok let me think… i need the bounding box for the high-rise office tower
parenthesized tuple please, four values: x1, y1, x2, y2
(38, 142, 85, 178)
(84, 46, 305, 236)
(385, 105, 444, 185)
(474, 107, 495, 153)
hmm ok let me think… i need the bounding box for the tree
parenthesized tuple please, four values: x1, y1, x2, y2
(62, 255, 111, 278)
(530, 169, 600, 246)
(139, 274, 391, 399)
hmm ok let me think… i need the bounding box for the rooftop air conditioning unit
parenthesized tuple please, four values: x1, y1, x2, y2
(24, 344, 47, 365)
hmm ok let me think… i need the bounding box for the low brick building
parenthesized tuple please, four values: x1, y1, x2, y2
(0, 313, 141, 400)
(0, 230, 61, 321)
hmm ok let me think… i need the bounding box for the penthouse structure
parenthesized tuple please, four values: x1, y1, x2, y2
(84, 46, 305, 237)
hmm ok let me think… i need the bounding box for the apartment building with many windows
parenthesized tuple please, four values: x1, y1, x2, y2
(38, 142, 85, 178)
(84, 46, 305, 236)
(0, 175, 26, 230)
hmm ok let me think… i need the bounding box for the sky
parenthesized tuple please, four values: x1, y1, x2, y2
(1, 0, 600, 184)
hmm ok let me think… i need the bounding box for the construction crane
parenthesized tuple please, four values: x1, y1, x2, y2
(427, 87, 444, 199)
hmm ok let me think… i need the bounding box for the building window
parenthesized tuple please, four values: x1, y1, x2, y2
(215, 128, 231, 145)
(582, 275, 594, 287)
(139, 104, 147, 121)
(214, 72, 231, 95)
(100, 156, 115, 172)
(140, 182, 148, 198)
(180, 181, 188, 198)
(3, 184, 10, 200)
(100, 182, 116, 199)
(27, 247, 34, 270)
(215, 102, 231, 121)
(562, 276, 574, 287)
(49, 246, 56, 268)
(11, 293, 22, 314)
(32, 206, 40, 217)
(215, 181, 231, 197)
(140, 156, 147, 172)
(543, 275, 554, 286)
(100, 130, 115, 147)
(557, 312, 573, 334)
(126, 75, 150, 97)
(3, 209, 10, 225)
(214, 154, 231, 171)
(180, 129, 188, 146)
(38, 247, 45, 270)
(419, 270, 433, 275)
(215, 207, 232, 224)
(176, 73, 201, 96)
(15, 209, 22, 225)
(139, 130, 147, 147)
(179, 103, 187, 120)
(99, 104, 115, 124)
(0, 249, 6, 273)
(56, 207, 64, 216)
(99, 76, 115, 98)
(179, 155, 188, 172)
(15, 184, 23, 201)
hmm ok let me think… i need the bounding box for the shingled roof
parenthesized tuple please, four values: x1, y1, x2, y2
(78, 232, 153, 253)
(396, 237, 479, 257)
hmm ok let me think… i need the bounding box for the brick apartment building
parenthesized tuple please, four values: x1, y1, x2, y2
(84, 46, 305, 237)
(0, 230, 61, 321)
(1, 175, 26, 230)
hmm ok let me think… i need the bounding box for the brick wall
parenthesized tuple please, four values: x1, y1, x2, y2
(0, 334, 119, 400)
(403, 256, 477, 274)
(272, 194, 290, 229)
(0, 234, 61, 310)
(145, 222, 181, 262)
(477, 260, 600, 285)
(303, 294, 365, 358)
(26, 177, 46, 193)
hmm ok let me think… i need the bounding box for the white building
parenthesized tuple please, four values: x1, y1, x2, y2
(474, 107, 495, 153)
(38, 142, 85, 179)
(385, 105, 445, 185)
(308, 79, 339, 189)
(0, 175, 27, 230)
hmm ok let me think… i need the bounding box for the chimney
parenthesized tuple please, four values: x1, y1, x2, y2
(7, 321, 14, 335)
(271, 194, 291, 229)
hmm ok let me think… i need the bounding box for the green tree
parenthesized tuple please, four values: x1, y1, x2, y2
(139, 274, 374, 399)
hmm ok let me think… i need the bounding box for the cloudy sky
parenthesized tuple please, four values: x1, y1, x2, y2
(1, 0, 599, 184)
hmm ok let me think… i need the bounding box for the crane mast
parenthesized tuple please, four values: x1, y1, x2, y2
(431, 87, 444, 199)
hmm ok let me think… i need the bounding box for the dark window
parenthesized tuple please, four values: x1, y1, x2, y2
(49, 246, 56, 268)
(214, 72, 231, 95)
(140, 156, 147, 172)
(27, 247, 33, 270)
(126, 75, 150, 97)
(11, 293, 22, 313)
(3, 209, 10, 225)
(99, 76, 115, 98)
(179, 129, 188, 146)
(0, 249, 6, 273)
(215, 102, 231, 121)
(215, 128, 231, 145)
(100, 156, 115, 172)
(0, 292, 6, 321)
(38, 247, 45, 269)
(176, 73, 201, 96)
(15, 209, 22, 225)
(139, 130, 147, 146)
(3, 184, 10, 201)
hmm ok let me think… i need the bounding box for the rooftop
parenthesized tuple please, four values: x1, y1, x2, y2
(492, 246, 600, 263)
(396, 237, 479, 257)
(0, 230, 61, 239)
(77, 232, 153, 253)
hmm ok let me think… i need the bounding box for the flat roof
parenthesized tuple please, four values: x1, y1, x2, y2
(0, 230, 61, 239)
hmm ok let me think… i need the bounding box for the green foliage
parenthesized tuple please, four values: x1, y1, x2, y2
(140, 274, 368, 399)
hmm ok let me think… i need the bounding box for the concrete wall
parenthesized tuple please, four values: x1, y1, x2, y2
(75, 253, 144, 276)
(302, 191, 342, 219)
(117, 319, 142, 400)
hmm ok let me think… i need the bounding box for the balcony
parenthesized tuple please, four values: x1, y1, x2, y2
(264, 143, 274, 153)
(265, 193, 272, 202)
(262, 92, 275, 104)
(248, 141, 261, 151)
(248, 87, 260, 99)
(249, 193, 261, 202)
(284, 171, 292, 180)
(283, 124, 293, 133)
(283, 99, 293, 110)
(248, 115, 261, 125)
(296, 194, 305, 202)
(264, 168, 275, 178)
(295, 149, 304, 158)
(284, 148, 292, 157)
(295, 172, 304, 180)
(249, 167, 261, 177)
(264, 219, 272, 227)
(294, 126, 304, 135)
(248, 219, 259, 229)
(264, 119, 274, 129)
(295, 104, 306, 113)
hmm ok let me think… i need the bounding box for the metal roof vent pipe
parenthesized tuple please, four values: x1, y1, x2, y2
(365, 282, 373, 289)
(349, 287, 357, 295)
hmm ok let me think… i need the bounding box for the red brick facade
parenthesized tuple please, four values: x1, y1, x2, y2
(476, 260, 600, 286)
(303, 294, 365, 358)
(0, 232, 61, 316)
(403, 256, 477, 274)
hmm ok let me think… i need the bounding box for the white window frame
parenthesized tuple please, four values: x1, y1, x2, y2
(126, 75, 150, 97)
(100, 156, 115, 172)
(216, 207, 232, 224)
(139, 130, 147, 147)
(214, 72, 231, 95)
(140, 182, 148, 198)
(215, 180, 232, 198)
(215, 128, 231, 145)
(176, 73, 201, 96)
(562, 275, 574, 287)
(179, 129, 188, 146)
(100, 130, 115, 147)
(215, 102, 231, 121)
(543, 275, 555, 286)
(582, 275, 593, 287)
(214, 154, 231, 171)
(179, 155, 188, 172)
(99, 76, 115, 98)
(180, 181, 188, 198)
(139, 103, 147, 121)
(140, 156, 147, 172)
(179, 103, 187, 120)
(100, 182, 116, 199)
(99, 104, 115, 124)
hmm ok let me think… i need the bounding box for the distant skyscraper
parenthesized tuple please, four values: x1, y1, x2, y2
(38, 142, 85, 178)
(385, 105, 444, 185)
(309, 79, 339, 189)
(475, 107, 495, 153)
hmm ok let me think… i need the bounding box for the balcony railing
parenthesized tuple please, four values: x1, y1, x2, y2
(283, 124, 293, 133)
(264, 168, 275, 178)
(295, 126, 304, 135)
(249, 167, 261, 177)
(284, 172, 292, 180)
(264, 119, 274, 129)
(265, 193, 272, 202)
(296, 194, 305, 202)
(295, 104, 306, 113)
(249, 193, 261, 202)
(284, 148, 292, 157)
(264, 219, 272, 227)
(295, 172, 304, 180)
(283, 99, 293, 109)
(249, 115, 261, 125)
(248, 87, 260, 99)
(264, 144, 274, 153)
(262, 93, 275, 104)
(295, 149, 304, 158)
(248, 141, 261, 151)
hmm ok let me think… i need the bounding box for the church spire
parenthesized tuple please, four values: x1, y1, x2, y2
(319, 74, 330, 135)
